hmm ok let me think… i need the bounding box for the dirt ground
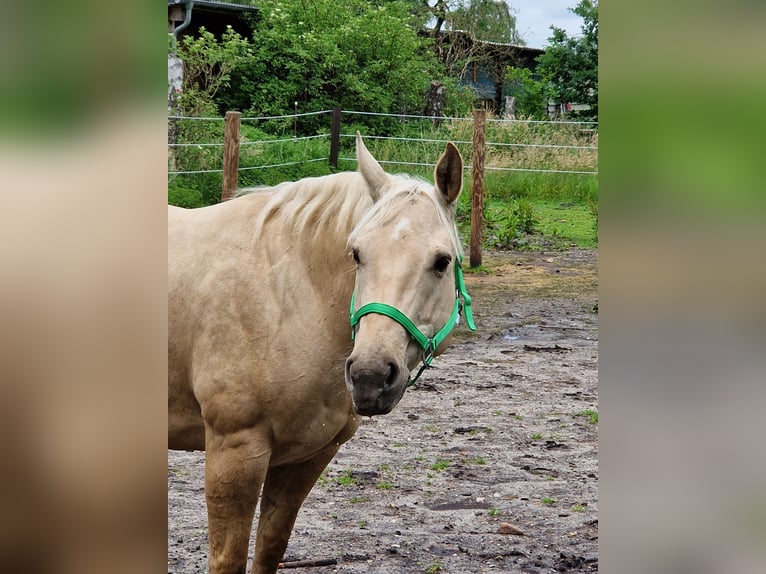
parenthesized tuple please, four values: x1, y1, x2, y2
(168, 248, 598, 573)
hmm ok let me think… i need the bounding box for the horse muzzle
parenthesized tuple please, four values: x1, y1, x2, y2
(344, 355, 407, 416)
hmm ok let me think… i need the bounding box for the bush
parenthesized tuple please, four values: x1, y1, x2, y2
(168, 185, 205, 209)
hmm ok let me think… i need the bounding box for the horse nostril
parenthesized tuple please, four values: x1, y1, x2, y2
(385, 362, 399, 387)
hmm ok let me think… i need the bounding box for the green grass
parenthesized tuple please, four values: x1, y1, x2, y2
(530, 432, 543, 440)
(170, 117, 598, 250)
(335, 470, 357, 487)
(577, 409, 599, 425)
(430, 457, 450, 471)
(541, 497, 557, 506)
(533, 201, 598, 248)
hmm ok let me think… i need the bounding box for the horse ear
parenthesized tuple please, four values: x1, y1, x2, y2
(434, 142, 463, 206)
(356, 132, 388, 201)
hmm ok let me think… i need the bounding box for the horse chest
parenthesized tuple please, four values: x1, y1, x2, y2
(269, 400, 357, 466)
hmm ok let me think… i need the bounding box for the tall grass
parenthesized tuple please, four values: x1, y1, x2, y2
(168, 112, 598, 233)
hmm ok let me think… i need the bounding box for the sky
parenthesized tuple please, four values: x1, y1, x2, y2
(510, 0, 585, 49)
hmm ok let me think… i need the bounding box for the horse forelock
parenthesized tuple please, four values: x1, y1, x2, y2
(348, 174, 462, 257)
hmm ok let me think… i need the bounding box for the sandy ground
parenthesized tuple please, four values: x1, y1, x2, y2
(168, 248, 598, 573)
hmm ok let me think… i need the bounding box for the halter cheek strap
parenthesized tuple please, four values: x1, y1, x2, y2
(349, 260, 476, 387)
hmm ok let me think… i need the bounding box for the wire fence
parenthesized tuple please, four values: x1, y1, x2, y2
(168, 109, 598, 180)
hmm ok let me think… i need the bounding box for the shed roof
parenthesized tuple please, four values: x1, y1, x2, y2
(167, 1, 258, 14)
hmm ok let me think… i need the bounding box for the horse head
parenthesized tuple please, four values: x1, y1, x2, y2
(345, 134, 473, 416)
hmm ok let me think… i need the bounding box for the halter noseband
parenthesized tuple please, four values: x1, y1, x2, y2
(349, 258, 477, 387)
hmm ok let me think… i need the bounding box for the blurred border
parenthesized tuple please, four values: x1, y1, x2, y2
(601, 2, 766, 573)
(0, 2, 167, 573)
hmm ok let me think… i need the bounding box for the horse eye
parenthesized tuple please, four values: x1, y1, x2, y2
(352, 248, 361, 264)
(433, 254, 452, 275)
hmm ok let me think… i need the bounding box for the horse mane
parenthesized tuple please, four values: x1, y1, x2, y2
(238, 171, 461, 257)
(239, 172, 373, 243)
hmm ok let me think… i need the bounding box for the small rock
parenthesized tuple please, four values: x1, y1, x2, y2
(497, 522, 525, 536)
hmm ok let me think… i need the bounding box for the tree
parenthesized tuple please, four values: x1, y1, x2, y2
(447, 0, 525, 45)
(535, 0, 598, 120)
(503, 66, 545, 119)
(217, 0, 470, 127)
(175, 26, 251, 116)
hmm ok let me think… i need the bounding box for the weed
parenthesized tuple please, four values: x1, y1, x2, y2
(488, 507, 500, 516)
(378, 463, 390, 472)
(424, 424, 439, 433)
(349, 496, 370, 504)
(431, 458, 450, 471)
(571, 504, 586, 512)
(377, 481, 394, 490)
(530, 432, 543, 440)
(577, 409, 599, 425)
(336, 470, 357, 487)
(493, 410, 504, 416)
(541, 497, 556, 506)
(425, 561, 443, 573)
(471, 456, 487, 465)
(357, 520, 367, 529)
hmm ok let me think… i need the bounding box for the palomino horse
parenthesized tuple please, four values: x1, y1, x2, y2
(168, 134, 475, 574)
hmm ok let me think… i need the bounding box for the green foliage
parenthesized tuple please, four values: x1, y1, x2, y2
(447, 0, 525, 44)
(536, 0, 598, 120)
(484, 198, 538, 249)
(168, 185, 205, 209)
(504, 67, 546, 119)
(176, 26, 251, 116)
(218, 0, 463, 126)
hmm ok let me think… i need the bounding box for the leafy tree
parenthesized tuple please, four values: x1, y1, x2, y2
(218, 0, 470, 128)
(446, 0, 525, 45)
(535, 0, 598, 120)
(503, 66, 545, 119)
(174, 26, 251, 116)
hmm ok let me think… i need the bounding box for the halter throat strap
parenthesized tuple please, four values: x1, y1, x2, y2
(349, 261, 476, 387)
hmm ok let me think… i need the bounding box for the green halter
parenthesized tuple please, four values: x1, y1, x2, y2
(349, 259, 477, 387)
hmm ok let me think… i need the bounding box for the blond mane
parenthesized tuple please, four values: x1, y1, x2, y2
(239, 171, 374, 243)
(238, 172, 460, 257)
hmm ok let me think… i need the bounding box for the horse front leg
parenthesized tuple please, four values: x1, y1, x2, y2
(251, 443, 341, 574)
(204, 427, 271, 574)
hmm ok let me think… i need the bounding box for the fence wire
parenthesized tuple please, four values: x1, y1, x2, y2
(168, 110, 597, 177)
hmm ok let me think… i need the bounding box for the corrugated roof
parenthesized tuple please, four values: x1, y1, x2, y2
(168, 0, 258, 13)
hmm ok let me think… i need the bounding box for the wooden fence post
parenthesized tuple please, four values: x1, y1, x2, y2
(221, 111, 241, 202)
(329, 107, 341, 169)
(470, 108, 486, 268)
